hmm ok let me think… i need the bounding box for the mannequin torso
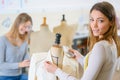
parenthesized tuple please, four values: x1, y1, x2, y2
(30, 17, 55, 55)
(53, 21, 77, 47)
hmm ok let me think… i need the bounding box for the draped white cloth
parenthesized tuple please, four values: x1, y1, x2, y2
(28, 50, 83, 80)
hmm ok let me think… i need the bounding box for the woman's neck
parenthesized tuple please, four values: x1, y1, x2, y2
(99, 35, 113, 44)
(6, 33, 25, 46)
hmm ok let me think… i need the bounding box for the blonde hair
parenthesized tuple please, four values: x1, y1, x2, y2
(9, 13, 32, 41)
(88, 1, 120, 57)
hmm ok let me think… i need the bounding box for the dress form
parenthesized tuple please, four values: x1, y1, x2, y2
(30, 17, 55, 55)
(28, 33, 83, 80)
(53, 14, 77, 47)
(50, 33, 64, 69)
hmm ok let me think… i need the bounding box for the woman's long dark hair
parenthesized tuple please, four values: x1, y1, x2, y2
(88, 1, 120, 57)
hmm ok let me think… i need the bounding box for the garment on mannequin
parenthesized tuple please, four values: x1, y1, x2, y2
(30, 17, 55, 55)
(28, 33, 83, 80)
(53, 14, 77, 47)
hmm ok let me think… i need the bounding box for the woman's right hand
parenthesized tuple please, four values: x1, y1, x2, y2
(44, 61, 58, 73)
(69, 49, 83, 60)
(19, 60, 30, 68)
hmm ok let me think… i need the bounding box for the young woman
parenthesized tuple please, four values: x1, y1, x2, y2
(0, 13, 32, 80)
(44, 1, 120, 80)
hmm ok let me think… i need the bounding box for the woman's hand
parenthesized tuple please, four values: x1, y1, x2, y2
(44, 61, 58, 73)
(19, 60, 30, 68)
(69, 49, 82, 60)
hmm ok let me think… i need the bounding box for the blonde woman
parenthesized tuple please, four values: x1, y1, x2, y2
(44, 1, 120, 80)
(0, 13, 32, 80)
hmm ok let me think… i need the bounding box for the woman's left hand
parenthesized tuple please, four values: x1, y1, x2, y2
(19, 60, 30, 68)
(44, 61, 58, 73)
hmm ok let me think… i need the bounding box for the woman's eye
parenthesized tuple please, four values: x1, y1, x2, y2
(98, 20, 104, 23)
(89, 19, 94, 22)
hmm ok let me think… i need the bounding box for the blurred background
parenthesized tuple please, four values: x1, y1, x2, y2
(0, 0, 120, 55)
(0, 0, 120, 35)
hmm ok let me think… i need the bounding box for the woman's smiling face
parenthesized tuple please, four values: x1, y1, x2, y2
(89, 9, 112, 38)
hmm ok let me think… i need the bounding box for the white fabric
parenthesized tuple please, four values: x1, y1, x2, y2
(77, 56, 85, 68)
(55, 40, 117, 80)
(28, 50, 83, 80)
(28, 52, 48, 80)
